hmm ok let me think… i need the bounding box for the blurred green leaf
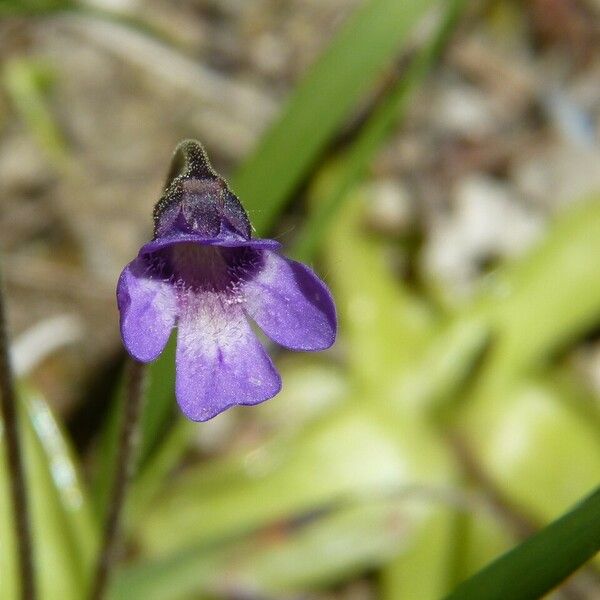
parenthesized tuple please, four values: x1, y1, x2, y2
(293, 0, 466, 261)
(231, 0, 440, 233)
(126, 416, 193, 522)
(0, 386, 97, 599)
(444, 485, 600, 600)
(92, 338, 176, 519)
(113, 499, 415, 600)
(445, 503, 516, 592)
(462, 378, 600, 524)
(2, 58, 69, 167)
(253, 355, 349, 432)
(441, 199, 600, 591)
(134, 405, 453, 557)
(320, 179, 600, 598)
(25, 388, 98, 574)
(0, 419, 19, 600)
(381, 507, 456, 600)
(472, 197, 600, 395)
(454, 198, 600, 527)
(324, 188, 490, 414)
(0, 0, 75, 16)
(325, 189, 434, 389)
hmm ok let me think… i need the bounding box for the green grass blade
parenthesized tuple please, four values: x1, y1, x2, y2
(380, 508, 458, 600)
(470, 196, 600, 397)
(0, 0, 75, 16)
(0, 387, 98, 598)
(2, 58, 69, 167)
(293, 0, 466, 261)
(111, 499, 409, 600)
(92, 338, 176, 518)
(231, 0, 439, 233)
(444, 486, 600, 600)
(134, 403, 454, 557)
(24, 388, 99, 575)
(324, 188, 434, 384)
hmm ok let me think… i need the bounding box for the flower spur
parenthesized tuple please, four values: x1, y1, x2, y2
(117, 140, 337, 421)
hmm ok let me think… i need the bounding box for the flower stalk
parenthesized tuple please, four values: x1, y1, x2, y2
(0, 264, 36, 600)
(89, 359, 146, 600)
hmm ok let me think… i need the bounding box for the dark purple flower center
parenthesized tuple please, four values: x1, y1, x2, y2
(146, 242, 263, 295)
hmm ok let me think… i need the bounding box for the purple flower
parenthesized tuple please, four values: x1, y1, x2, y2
(117, 141, 336, 421)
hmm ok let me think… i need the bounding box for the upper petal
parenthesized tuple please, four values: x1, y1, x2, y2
(153, 140, 252, 240)
(116, 258, 177, 362)
(243, 253, 337, 351)
(139, 235, 281, 257)
(175, 293, 281, 421)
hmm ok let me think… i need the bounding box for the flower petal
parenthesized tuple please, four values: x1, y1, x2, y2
(175, 294, 281, 421)
(140, 235, 281, 257)
(243, 252, 336, 351)
(116, 258, 177, 362)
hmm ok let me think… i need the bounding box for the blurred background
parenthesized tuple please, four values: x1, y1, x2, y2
(1, 0, 600, 598)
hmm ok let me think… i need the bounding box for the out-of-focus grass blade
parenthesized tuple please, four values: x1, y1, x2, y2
(325, 188, 433, 387)
(444, 486, 600, 600)
(134, 404, 453, 557)
(128, 357, 346, 519)
(323, 187, 489, 412)
(413, 197, 600, 418)
(293, 0, 466, 262)
(92, 338, 176, 518)
(126, 416, 193, 520)
(0, 0, 75, 15)
(0, 387, 98, 599)
(231, 0, 439, 233)
(3, 58, 69, 167)
(25, 387, 98, 577)
(112, 499, 418, 600)
(452, 199, 600, 521)
(446, 500, 521, 593)
(0, 429, 18, 600)
(472, 197, 600, 395)
(134, 406, 407, 554)
(462, 378, 600, 525)
(253, 356, 349, 433)
(381, 508, 455, 600)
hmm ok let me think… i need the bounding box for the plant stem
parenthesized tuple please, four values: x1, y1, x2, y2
(0, 264, 36, 600)
(89, 359, 146, 600)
